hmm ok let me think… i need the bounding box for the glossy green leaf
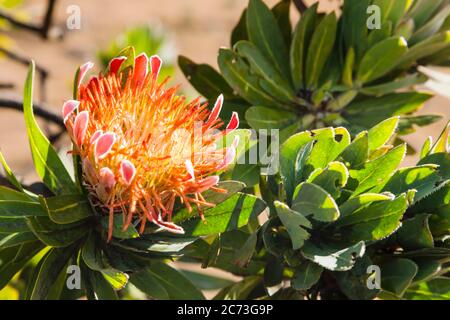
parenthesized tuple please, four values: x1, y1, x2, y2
(410, 4, 450, 44)
(89, 270, 118, 300)
(340, 132, 369, 168)
(301, 241, 365, 271)
(23, 62, 78, 195)
(42, 194, 93, 224)
(380, 258, 418, 296)
(246, 0, 290, 79)
(146, 262, 205, 300)
(231, 9, 248, 46)
(307, 162, 349, 198)
(360, 74, 427, 96)
(334, 195, 407, 242)
(357, 37, 408, 84)
(173, 192, 266, 236)
(341, 0, 370, 62)
(214, 276, 261, 300)
(367, 117, 399, 152)
(305, 13, 337, 88)
(129, 269, 169, 300)
(233, 231, 258, 268)
(245, 106, 298, 131)
(291, 260, 323, 291)
(0, 186, 46, 218)
(350, 144, 406, 196)
(397, 213, 434, 250)
(30, 244, 77, 300)
(404, 277, 450, 300)
(101, 216, 139, 240)
(292, 182, 340, 222)
(0, 232, 36, 249)
(0, 217, 29, 233)
(290, 3, 318, 90)
(339, 193, 393, 217)
(275, 201, 311, 250)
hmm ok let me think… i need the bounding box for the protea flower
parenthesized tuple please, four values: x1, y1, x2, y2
(61, 53, 239, 241)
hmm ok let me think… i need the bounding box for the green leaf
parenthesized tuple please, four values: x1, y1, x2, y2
(0, 186, 46, 218)
(30, 244, 78, 299)
(305, 13, 337, 88)
(350, 144, 406, 196)
(405, 277, 450, 300)
(367, 117, 399, 152)
(23, 62, 78, 195)
(397, 213, 434, 250)
(178, 55, 235, 101)
(275, 201, 311, 250)
(342, 0, 370, 62)
(174, 193, 266, 236)
(129, 269, 170, 300)
(214, 276, 261, 300)
(117, 235, 197, 254)
(291, 260, 323, 290)
(413, 260, 442, 283)
(41, 194, 93, 224)
(145, 262, 205, 300)
(292, 182, 340, 222)
(333, 255, 380, 300)
(410, 4, 450, 44)
(339, 132, 369, 168)
(334, 195, 407, 242)
(367, 22, 393, 48)
(0, 151, 25, 193)
(398, 115, 442, 135)
(420, 137, 433, 160)
(0, 217, 29, 233)
(360, 74, 427, 96)
(233, 231, 258, 268)
(89, 270, 118, 300)
(81, 233, 129, 290)
(357, 37, 408, 84)
(397, 31, 450, 68)
(301, 241, 365, 271)
(345, 93, 433, 128)
(408, 0, 443, 29)
(372, 0, 413, 28)
(231, 9, 248, 46)
(235, 40, 295, 102)
(246, 0, 290, 80)
(339, 193, 394, 217)
(101, 216, 139, 240)
(290, 3, 318, 90)
(218, 48, 280, 108)
(307, 162, 349, 199)
(380, 258, 418, 296)
(378, 165, 441, 202)
(0, 232, 36, 249)
(180, 270, 234, 291)
(271, 0, 291, 46)
(27, 216, 88, 247)
(342, 47, 355, 87)
(245, 106, 298, 131)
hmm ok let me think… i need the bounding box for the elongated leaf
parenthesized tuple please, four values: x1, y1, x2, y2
(145, 262, 205, 300)
(350, 144, 406, 196)
(405, 277, 450, 300)
(342, 0, 370, 63)
(90, 270, 118, 300)
(292, 260, 323, 290)
(301, 241, 365, 271)
(339, 193, 393, 217)
(292, 182, 340, 222)
(214, 276, 261, 300)
(246, 0, 290, 79)
(361, 74, 427, 96)
(231, 9, 248, 46)
(23, 62, 78, 195)
(272, 0, 291, 46)
(178, 56, 235, 101)
(307, 162, 349, 199)
(129, 269, 169, 300)
(367, 117, 399, 152)
(357, 37, 408, 84)
(290, 3, 318, 90)
(173, 192, 266, 236)
(0, 232, 36, 249)
(42, 194, 93, 224)
(0, 151, 25, 193)
(235, 40, 294, 102)
(30, 244, 77, 300)
(305, 13, 337, 88)
(245, 106, 298, 131)
(101, 216, 139, 240)
(372, 0, 413, 28)
(410, 4, 450, 44)
(0, 186, 46, 218)
(218, 48, 280, 108)
(334, 195, 407, 242)
(0, 217, 29, 233)
(345, 93, 432, 128)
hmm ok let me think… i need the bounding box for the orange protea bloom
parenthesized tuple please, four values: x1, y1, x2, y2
(62, 53, 239, 241)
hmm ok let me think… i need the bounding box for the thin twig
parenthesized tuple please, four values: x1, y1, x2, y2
(293, 0, 308, 14)
(0, 98, 64, 128)
(0, 0, 59, 39)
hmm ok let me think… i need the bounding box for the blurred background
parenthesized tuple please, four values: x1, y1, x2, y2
(0, 0, 449, 299)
